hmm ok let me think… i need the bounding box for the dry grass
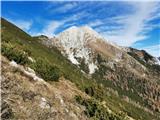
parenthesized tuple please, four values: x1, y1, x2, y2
(1, 55, 89, 120)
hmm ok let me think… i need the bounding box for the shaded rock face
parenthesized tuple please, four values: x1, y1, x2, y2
(1, 56, 89, 120)
(125, 47, 158, 65)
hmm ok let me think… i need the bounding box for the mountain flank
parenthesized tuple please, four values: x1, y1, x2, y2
(1, 17, 160, 120)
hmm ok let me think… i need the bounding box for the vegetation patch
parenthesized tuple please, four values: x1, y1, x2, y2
(1, 41, 60, 82)
(75, 95, 126, 120)
(2, 42, 29, 65)
(84, 85, 105, 101)
(32, 58, 61, 81)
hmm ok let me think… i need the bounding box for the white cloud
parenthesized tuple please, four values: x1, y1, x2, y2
(49, 2, 77, 13)
(7, 19, 32, 31)
(54, 2, 77, 13)
(30, 1, 159, 47)
(40, 21, 64, 37)
(65, 11, 89, 22)
(88, 20, 103, 28)
(34, 11, 89, 37)
(95, 2, 159, 46)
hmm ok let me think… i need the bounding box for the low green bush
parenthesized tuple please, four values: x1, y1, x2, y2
(84, 85, 105, 100)
(2, 42, 60, 82)
(75, 95, 126, 120)
(33, 58, 60, 81)
(1, 42, 29, 65)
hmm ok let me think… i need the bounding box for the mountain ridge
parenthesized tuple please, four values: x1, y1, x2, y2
(1, 17, 160, 120)
(37, 23, 160, 114)
(45, 25, 148, 75)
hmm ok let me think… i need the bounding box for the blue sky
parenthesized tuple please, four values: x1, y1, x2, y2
(1, 1, 160, 57)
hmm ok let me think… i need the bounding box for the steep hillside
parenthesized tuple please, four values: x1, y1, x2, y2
(40, 24, 160, 114)
(1, 17, 160, 120)
(1, 56, 89, 120)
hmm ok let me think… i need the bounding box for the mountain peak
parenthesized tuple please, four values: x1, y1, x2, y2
(80, 25, 95, 32)
(64, 25, 95, 32)
(56, 25, 102, 44)
(65, 26, 78, 31)
(55, 25, 104, 74)
(57, 25, 103, 41)
(80, 25, 103, 39)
